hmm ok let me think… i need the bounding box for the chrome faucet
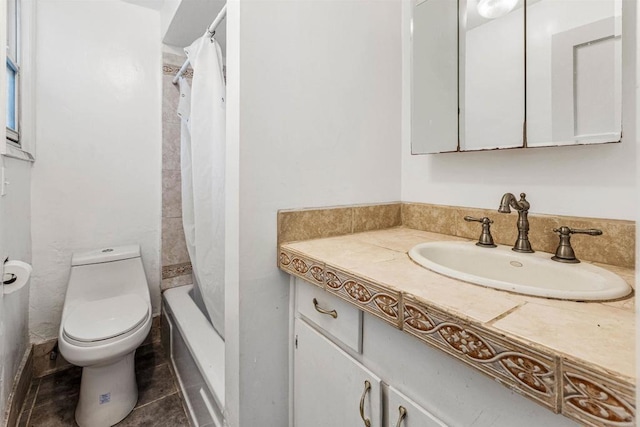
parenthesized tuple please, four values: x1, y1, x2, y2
(498, 192, 534, 253)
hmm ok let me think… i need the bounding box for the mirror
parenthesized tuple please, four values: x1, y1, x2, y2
(410, 0, 623, 154)
(459, 0, 525, 150)
(526, 0, 622, 147)
(411, 0, 458, 154)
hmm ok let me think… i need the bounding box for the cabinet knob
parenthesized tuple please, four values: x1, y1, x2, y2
(359, 380, 372, 427)
(313, 298, 338, 319)
(395, 406, 407, 427)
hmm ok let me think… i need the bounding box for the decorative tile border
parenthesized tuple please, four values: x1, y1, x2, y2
(163, 64, 227, 82)
(163, 64, 193, 79)
(561, 359, 635, 426)
(279, 248, 324, 288)
(162, 262, 193, 280)
(324, 266, 402, 328)
(403, 296, 558, 411)
(279, 249, 636, 425)
(277, 203, 635, 268)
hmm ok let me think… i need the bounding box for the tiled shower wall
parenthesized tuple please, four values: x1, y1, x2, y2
(161, 52, 193, 290)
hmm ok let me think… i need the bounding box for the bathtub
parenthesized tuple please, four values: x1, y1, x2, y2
(162, 285, 225, 427)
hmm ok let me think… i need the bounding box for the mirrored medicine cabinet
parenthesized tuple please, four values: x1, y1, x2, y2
(411, 0, 622, 154)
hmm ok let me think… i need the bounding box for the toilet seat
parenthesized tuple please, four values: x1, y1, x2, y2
(63, 294, 149, 345)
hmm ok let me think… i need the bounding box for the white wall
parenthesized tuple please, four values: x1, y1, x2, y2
(30, 0, 162, 342)
(225, 1, 402, 425)
(0, 0, 32, 418)
(402, 0, 637, 221)
(0, 0, 8, 416)
(0, 157, 32, 419)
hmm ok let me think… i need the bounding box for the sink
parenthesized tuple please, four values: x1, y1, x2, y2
(408, 241, 632, 301)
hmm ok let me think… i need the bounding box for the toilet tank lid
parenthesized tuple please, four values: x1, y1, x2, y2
(72, 245, 141, 266)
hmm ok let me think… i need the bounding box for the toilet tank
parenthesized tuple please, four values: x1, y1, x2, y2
(71, 245, 141, 266)
(65, 245, 150, 303)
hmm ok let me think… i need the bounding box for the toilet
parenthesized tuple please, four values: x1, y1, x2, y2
(58, 245, 152, 427)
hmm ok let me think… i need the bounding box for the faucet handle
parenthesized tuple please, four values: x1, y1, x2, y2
(464, 216, 493, 224)
(553, 226, 603, 236)
(464, 216, 496, 248)
(551, 226, 602, 263)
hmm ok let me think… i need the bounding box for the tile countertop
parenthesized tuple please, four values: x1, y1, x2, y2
(279, 227, 636, 425)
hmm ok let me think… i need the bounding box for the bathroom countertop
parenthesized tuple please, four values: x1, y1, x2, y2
(278, 226, 636, 426)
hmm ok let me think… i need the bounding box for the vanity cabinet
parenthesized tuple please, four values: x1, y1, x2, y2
(294, 318, 447, 427)
(291, 278, 578, 427)
(293, 280, 446, 427)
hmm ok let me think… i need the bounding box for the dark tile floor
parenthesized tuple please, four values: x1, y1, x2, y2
(16, 341, 190, 426)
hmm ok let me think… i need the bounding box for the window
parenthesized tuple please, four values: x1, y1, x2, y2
(6, 0, 20, 145)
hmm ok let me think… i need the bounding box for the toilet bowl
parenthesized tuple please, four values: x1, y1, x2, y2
(58, 245, 152, 427)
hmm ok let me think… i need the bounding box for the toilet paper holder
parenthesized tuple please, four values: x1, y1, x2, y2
(3, 257, 17, 285)
(2, 257, 32, 295)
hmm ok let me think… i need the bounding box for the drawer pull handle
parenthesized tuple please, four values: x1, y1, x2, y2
(359, 380, 372, 427)
(313, 298, 338, 319)
(395, 406, 407, 427)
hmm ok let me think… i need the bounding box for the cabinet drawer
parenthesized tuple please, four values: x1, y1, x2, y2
(387, 386, 446, 427)
(297, 279, 362, 353)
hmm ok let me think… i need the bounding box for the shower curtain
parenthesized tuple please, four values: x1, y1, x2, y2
(179, 35, 226, 338)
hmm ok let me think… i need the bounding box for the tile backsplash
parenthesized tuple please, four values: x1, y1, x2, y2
(277, 203, 402, 246)
(278, 202, 635, 269)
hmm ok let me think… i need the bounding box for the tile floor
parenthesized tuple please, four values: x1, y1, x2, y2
(16, 341, 190, 426)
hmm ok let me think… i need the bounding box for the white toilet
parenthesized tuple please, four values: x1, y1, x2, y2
(58, 245, 152, 427)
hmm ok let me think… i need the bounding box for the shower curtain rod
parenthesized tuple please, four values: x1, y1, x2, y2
(172, 4, 227, 84)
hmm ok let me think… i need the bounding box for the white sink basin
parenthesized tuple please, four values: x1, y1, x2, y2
(408, 241, 632, 301)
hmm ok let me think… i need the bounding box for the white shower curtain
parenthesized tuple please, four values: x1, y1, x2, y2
(179, 35, 226, 338)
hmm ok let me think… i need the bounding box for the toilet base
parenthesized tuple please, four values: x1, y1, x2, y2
(75, 352, 138, 427)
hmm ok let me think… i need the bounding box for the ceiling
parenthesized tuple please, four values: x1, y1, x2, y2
(163, 0, 227, 55)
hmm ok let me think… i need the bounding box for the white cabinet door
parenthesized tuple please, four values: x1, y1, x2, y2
(294, 319, 382, 427)
(387, 386, 446, 427)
